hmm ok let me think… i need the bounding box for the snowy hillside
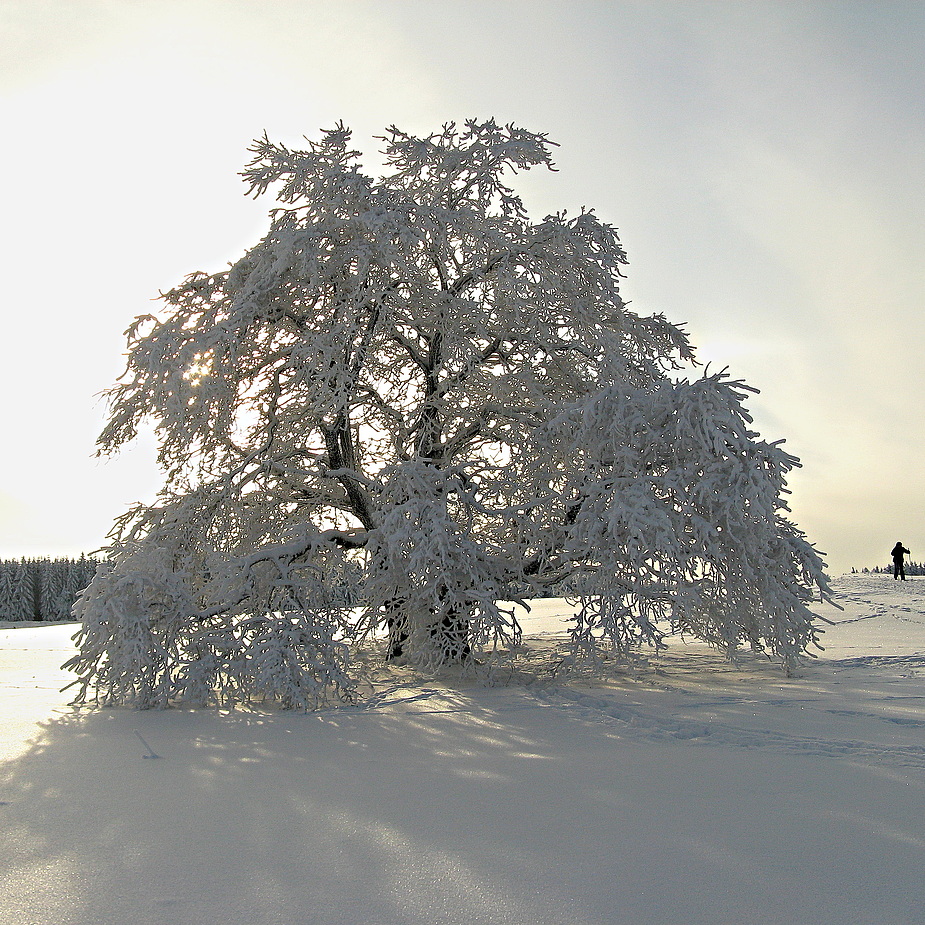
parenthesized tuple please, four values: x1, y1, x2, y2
(1, 573, 924, 925)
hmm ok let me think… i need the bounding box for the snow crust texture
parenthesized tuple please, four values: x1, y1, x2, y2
(1, 574, 923, 925)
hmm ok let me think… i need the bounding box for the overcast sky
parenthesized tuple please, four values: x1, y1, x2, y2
(1, 0, 922, 576)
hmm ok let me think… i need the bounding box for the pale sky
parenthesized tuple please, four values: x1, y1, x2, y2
(1, 0, 922, 577)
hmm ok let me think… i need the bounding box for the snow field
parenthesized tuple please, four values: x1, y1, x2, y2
(1, 573, 924, 925)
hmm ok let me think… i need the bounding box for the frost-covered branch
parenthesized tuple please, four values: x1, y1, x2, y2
(71, 119, 830, 708)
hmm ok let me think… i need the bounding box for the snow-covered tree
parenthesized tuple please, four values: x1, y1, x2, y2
(0, 557, 98, 622)
(39, 560, 64, 621)
(10, 559, 36, 622)
(66, 119, 830, 708)
(0, 562, 15, 622)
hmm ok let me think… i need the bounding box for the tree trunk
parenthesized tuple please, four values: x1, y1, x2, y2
(429, 597, 471, 662)
(384, 597, 408, 660)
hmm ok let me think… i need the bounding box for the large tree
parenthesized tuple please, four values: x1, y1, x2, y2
(67, 120, 830, 708)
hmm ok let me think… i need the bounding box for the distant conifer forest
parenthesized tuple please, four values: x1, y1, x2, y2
(854, 560, 925, 576)
(0, 556, 99, 622)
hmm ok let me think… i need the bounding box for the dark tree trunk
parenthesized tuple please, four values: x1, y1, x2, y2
(429, 604, 471, 662)
(384, 597, 409, 660)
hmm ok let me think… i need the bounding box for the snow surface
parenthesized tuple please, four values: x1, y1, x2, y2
(1, 574, 924, 925)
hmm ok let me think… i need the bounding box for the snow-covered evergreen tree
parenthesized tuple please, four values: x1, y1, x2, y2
(0, 562, 15, 622)
(0, 557, 98, 622)
(40, 560, 61, 621)
(10, 559, 36, 622)
(66, 120, 830, 708)
(41, 559, 78, 621)
(67, 556, 99, 613)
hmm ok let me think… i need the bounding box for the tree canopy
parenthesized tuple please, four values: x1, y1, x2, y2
(66, 120, 830, 708)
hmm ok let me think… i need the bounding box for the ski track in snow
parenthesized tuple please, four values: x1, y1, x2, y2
(1, 573, 925, 925)
(3, 573, 925, 773)
(830, 653, 925, 671)
(333, 574, 925, 771)
(513, 685, 925, 768)
(337, 664, 925, 769)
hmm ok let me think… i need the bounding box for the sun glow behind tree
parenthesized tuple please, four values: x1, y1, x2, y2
(66, 120, 830, 709)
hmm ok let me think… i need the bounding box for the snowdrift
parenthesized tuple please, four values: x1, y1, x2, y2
(1, 573, 923, 925)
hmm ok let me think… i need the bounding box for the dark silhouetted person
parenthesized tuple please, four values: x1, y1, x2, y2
(891, 541, 910, 580)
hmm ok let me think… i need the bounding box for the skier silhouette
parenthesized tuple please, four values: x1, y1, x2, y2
(891, 541, 910, 580)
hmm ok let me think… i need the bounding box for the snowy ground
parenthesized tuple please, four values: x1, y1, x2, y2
(2, 574, 924, 925)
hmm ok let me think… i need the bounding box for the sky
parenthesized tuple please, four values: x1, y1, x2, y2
(0, 0, 922, 577)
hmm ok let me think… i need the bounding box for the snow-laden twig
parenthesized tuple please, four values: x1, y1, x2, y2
(70, 119, 831, 708)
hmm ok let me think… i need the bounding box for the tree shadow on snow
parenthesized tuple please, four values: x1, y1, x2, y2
(2, 656, 925, 925)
